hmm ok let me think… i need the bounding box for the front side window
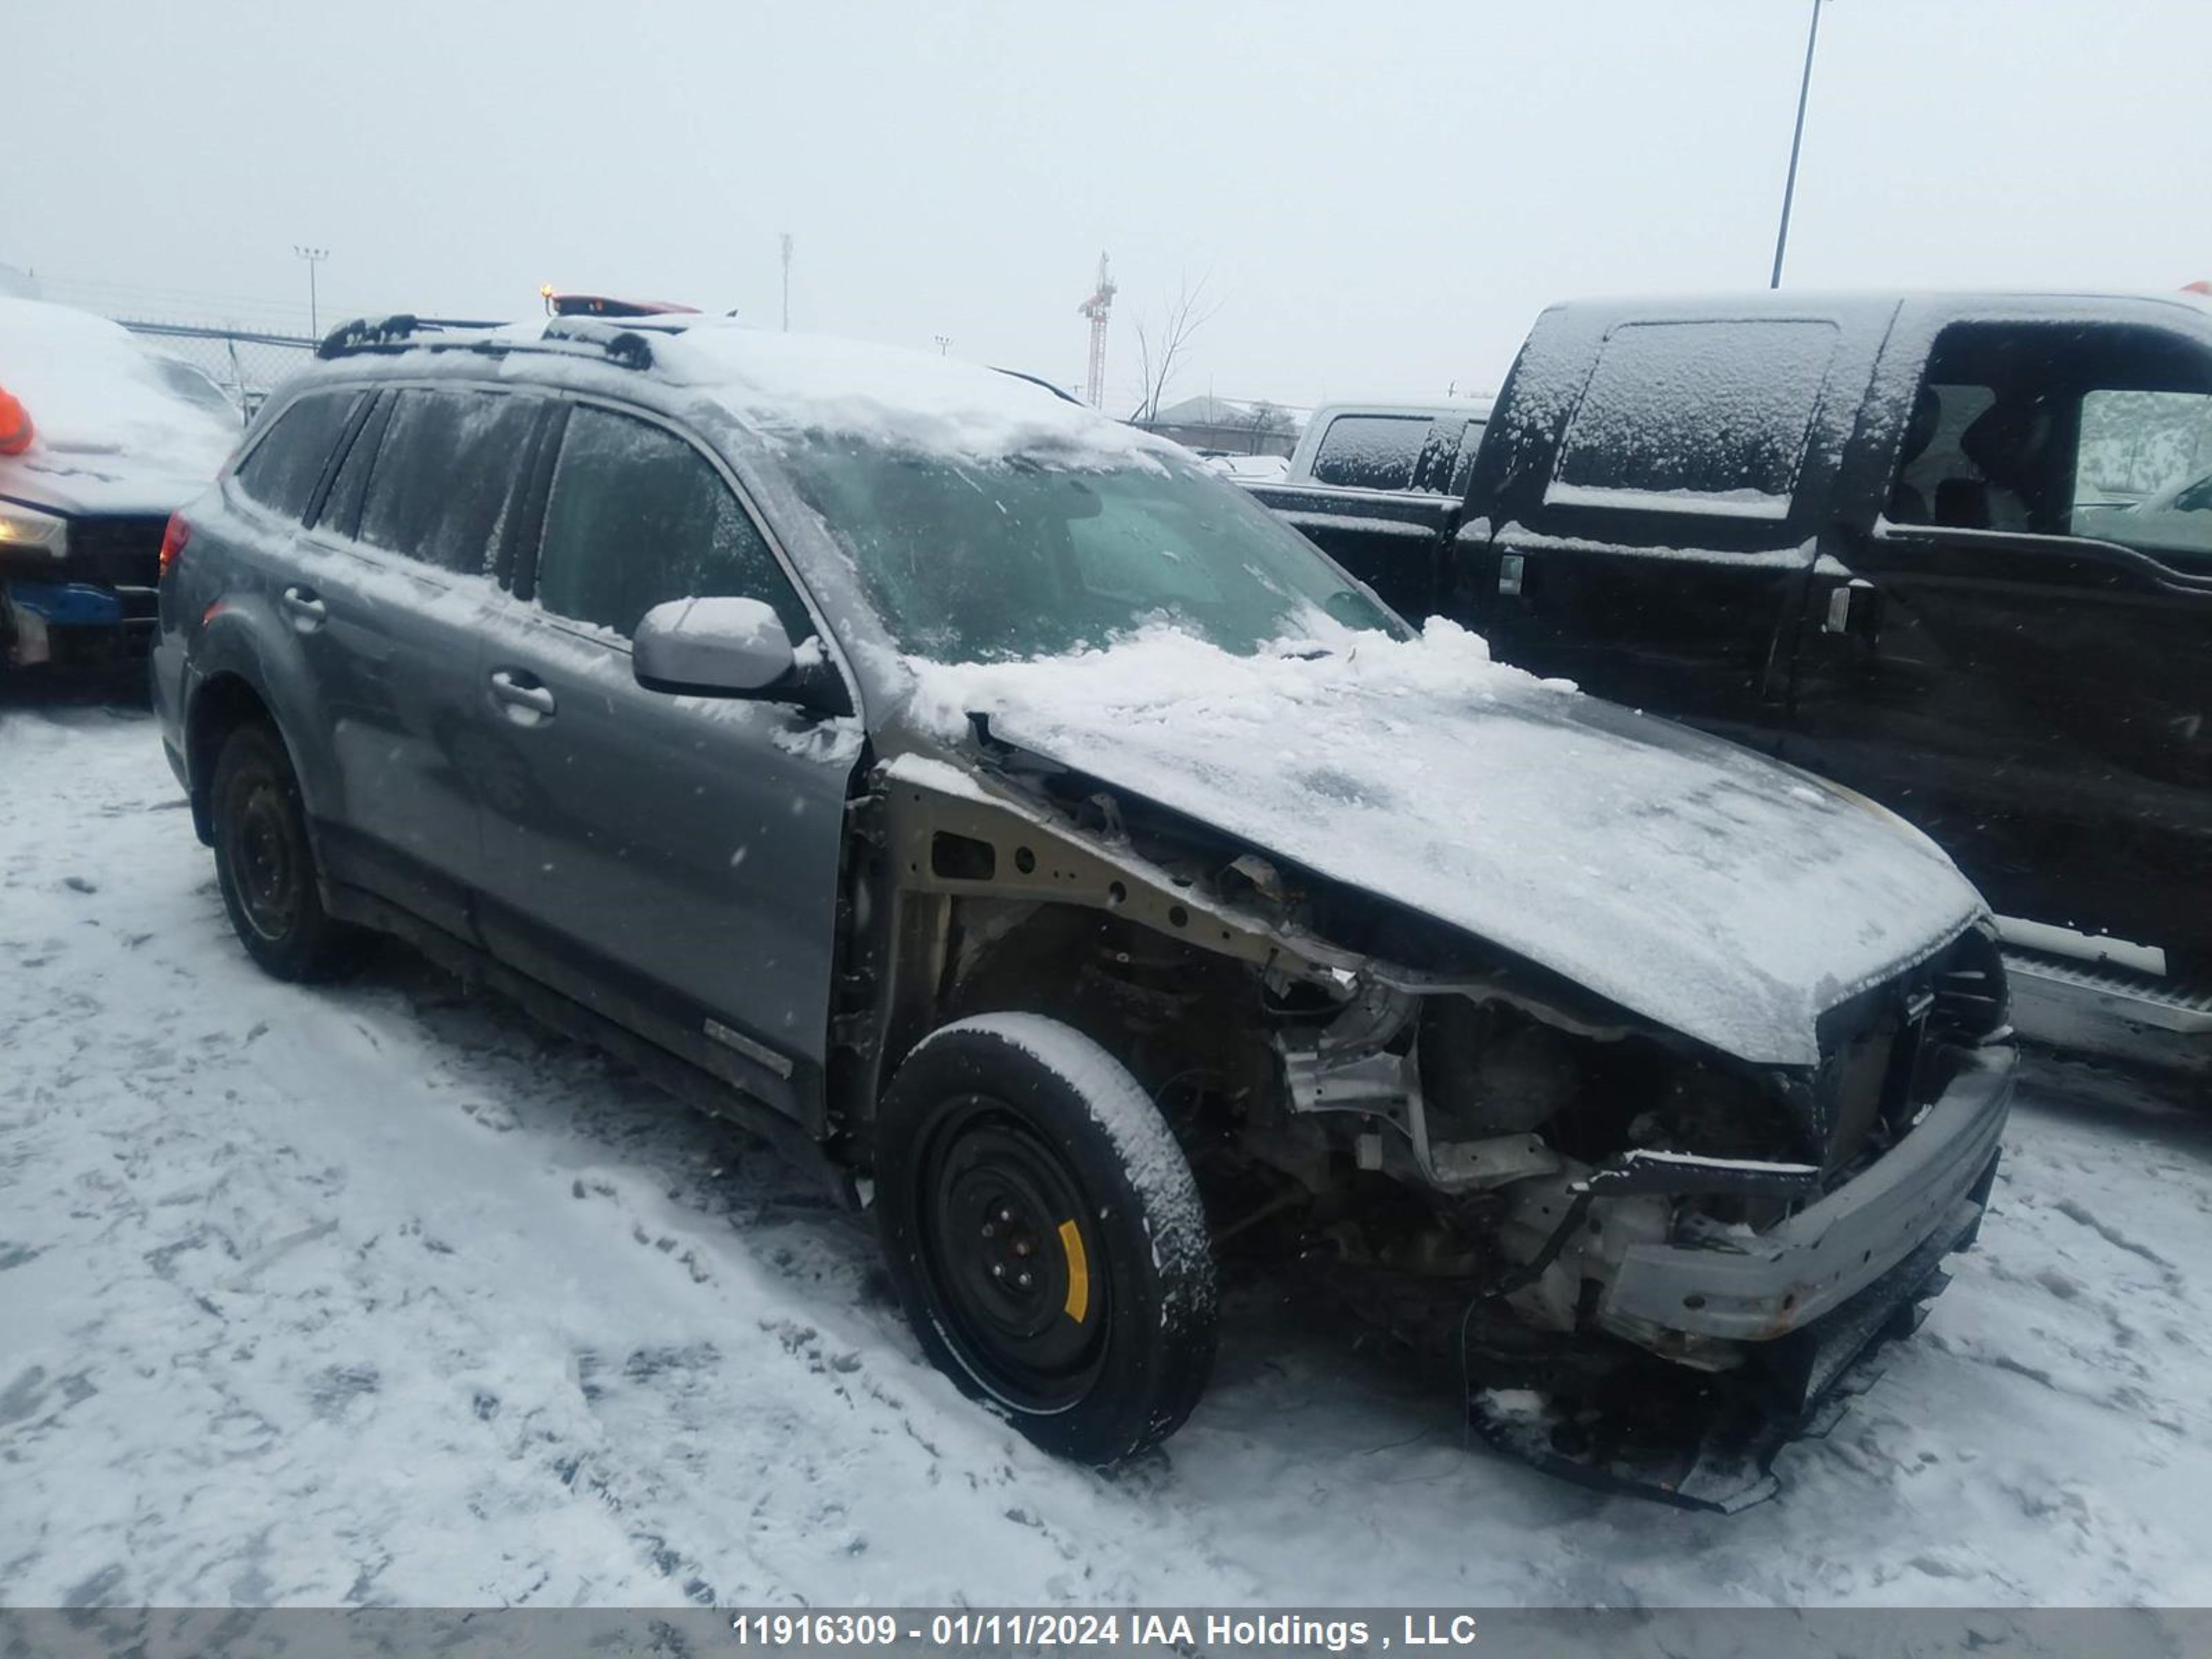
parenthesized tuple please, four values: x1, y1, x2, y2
(232, 391, 360, 523)
(533, 406, 810, 641)
(1887, 382, 1998, 527)
(354, 388, 541, 576)
(1886, 324, 2212, 563)
(1549, 319, 1838, 518)
(1311, 415, 1430, 491)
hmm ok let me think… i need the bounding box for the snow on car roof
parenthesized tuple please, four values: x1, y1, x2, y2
(651, 322, 1170, 466)
(0, 297, 238, 473)
(428, 314, 1170, 468)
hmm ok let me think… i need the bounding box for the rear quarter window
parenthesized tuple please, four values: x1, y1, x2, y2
(232, 391, 361, 523)
(1546, 319, 1839, 518)
(1310, 415, 1432, 491)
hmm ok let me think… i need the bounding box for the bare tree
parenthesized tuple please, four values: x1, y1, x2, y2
(1240, 400, 1291, 454)
(1127, 272, 1219, 429)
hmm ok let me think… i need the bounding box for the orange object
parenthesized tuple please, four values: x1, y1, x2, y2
(0, 384, 31, 455)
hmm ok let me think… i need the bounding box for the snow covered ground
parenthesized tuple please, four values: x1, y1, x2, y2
(3, 692, 2210, 1609)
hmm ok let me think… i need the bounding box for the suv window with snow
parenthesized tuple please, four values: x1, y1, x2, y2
(1310, 414, 1432, 491)
(232, 391, 360, 523)
(353, 388, 542, 577)
(532, 405, 809, 640)
(1548, 319, 1838, 518)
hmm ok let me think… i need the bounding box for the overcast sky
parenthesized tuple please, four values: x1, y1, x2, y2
(10, 0, 2209, 413)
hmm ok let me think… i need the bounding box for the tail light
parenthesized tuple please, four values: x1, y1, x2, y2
(158, 512, 191, 579)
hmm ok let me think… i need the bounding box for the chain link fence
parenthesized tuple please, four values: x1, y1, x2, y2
(115, 319, 317, 420)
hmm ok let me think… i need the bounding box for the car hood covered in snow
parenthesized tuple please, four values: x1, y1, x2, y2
(905, 621, 1984, 1067)
(0, 297, 239, 516)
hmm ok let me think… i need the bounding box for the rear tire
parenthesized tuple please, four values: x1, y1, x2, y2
(210, 720, 362, 982)
(874, 1013, 1218, 1463)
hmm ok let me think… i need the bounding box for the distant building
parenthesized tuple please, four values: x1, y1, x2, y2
(1139, 394, 1306, 457)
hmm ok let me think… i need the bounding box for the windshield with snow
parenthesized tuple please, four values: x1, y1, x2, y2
(774, 436, 1405, 663)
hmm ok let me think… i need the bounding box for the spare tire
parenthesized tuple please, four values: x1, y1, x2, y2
(874, 1013, 1217, 1463)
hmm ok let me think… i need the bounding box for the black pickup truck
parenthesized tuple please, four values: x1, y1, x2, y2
(1248, 292, 2212, 1051)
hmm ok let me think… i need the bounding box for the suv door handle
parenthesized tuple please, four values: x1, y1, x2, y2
(281, 585, 327, 630)
(489, 668, 556, 720)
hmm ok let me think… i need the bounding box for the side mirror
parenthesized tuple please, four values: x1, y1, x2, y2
(634, 597, 797, 697)
(632, 597, 853, 715)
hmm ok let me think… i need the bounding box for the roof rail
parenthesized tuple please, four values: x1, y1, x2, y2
(315, 313, 658, 373)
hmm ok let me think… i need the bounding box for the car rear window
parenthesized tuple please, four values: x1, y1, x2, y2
(1547, 319, 1838, 518)
(232, 391, 360, 523)
(1310, 415, 1432, 491)
(353, 388, 541, 576)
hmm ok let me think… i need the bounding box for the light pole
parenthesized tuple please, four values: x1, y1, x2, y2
(293, 245, 329, 338)
(1769, 0, 1824, 289)
(933, 334, 951, 357)
(780, 232, 793, 331)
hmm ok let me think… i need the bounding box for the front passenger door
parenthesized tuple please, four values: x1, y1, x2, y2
(471, 402, 859, 1121)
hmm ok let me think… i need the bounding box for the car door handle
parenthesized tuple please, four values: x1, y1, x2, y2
(489, 668, 556, 719)
(1823, 578, 1877, 635)
(280, 585, 326, 630)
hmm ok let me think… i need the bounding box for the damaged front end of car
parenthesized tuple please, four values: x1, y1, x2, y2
(852, 733, 2017, 1511)
(1271, 932, 2014, 1510)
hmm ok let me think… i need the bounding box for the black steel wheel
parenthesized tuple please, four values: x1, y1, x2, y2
(875, 1015, 1217, 1463)
(209, 720, 362, 982)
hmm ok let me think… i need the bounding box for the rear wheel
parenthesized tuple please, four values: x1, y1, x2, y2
(874, 1013, 1217, 1463)
(210, 720, 362, 982)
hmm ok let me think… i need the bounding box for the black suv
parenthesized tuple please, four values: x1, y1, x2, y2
(153, 312, 2014, 1503)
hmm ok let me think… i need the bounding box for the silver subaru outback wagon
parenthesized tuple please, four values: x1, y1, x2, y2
(152, 311, 2014, 1508)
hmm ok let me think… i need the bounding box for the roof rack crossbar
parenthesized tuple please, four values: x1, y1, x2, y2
(537, 315, 658, 369)
(315, 314, 504, 359)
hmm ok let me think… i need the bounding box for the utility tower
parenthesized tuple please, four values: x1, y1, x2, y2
(1077, 251, 1115, 408)
(293, 245, 328, 338)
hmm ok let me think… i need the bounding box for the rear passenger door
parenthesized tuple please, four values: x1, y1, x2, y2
(471, 401, 858, 1124)
(297, 384, 549, 939)
(1461, 313, 1873, 751)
